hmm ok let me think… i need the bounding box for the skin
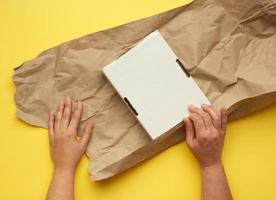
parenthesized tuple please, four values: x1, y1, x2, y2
(183, 104, 232, 200)
(46, 97, 94, 200)
(46, 98, 232, 200)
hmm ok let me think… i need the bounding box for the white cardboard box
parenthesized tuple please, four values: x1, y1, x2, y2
(103, 31, 210, 139)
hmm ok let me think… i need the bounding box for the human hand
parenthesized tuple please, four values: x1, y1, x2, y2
(48, 97, 94, 173)
(183, 104, 227, 168)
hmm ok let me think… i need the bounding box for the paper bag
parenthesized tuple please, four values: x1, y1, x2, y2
(13, 0, 276, 181)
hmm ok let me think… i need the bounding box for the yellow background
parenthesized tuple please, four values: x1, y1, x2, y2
(1, 0, 276, 199)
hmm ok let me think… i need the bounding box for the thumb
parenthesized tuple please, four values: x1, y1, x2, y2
(183, 117, 195, 146)
(81, 122, 94, 147)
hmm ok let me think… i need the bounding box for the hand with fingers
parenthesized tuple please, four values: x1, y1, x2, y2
(183, 104, 227, 168)
(47, 97, 94, 200)
(183, 104, 232, 200)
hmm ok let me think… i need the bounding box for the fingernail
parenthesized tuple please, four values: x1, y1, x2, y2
(77, 101, 82, 108)
(188, 104, 194, 109)
(87, 122, 92, 128)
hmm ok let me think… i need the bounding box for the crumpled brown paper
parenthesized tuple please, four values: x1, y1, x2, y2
(13, 0, 276, 181)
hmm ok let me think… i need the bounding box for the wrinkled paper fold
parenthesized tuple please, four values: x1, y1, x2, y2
(13, 0, 276, 180)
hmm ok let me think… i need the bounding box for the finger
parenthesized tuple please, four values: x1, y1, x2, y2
(220, 107, 228, 133)
(60, 97, 72, 130)
(54, 100, 65, 133)
(69, 101, 83, 132)
(48, 111, 55, 139)
(188, 113, 206, 137)
(201, 104, 221, 129)
(188, 105, 213, 129)
(183, 117, 195, 145)
(81, 122, 94, 147)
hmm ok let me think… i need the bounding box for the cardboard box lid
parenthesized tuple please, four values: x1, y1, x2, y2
(103, 31, 210, 139)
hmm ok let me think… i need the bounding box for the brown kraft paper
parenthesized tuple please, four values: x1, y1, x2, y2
(13, 0, 276, 180)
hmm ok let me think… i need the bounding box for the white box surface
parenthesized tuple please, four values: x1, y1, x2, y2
(103, 31, 210, 139)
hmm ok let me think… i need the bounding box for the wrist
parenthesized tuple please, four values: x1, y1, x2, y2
(53, 166, 76, 176)
(200, 162, 224, 173)
(200, 161, 223, 170)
